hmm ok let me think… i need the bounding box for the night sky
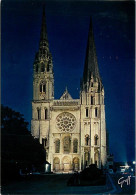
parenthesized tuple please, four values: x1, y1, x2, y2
(2, 0, 135, 162)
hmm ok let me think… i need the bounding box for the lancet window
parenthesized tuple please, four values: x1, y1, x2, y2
(95, 107, 98, 117)
(37, 108, 41, 120)
(91, 96, 93, 105)
(42, 138, 47, 147)
(55, 139, 60, 153)
(40, 81, 46, 93)
(85, 135, 89, 146)
(45, 108, 48, 119)
(73, 139, 78, 153)
(41, 63, 45, 72)
(63, 136, 71, 153)
(94, 135, 99, 145)
(86, 108, 88, 117)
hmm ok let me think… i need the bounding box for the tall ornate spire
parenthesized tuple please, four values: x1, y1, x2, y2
(82, 18, 101, 86)
(33, 7, 54, 100)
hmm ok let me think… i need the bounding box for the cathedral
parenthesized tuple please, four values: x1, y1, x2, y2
(31, 8, 107, 172)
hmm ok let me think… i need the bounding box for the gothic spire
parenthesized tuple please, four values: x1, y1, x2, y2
(83, 17, 101, 85)
(39, 6, 49, 49)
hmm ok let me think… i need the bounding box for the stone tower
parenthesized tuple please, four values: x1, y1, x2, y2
(31, 7, 54, 154)
(31, 10, 107, 172)
(80, 19, 107, 168)
(33, 8, 54, 101)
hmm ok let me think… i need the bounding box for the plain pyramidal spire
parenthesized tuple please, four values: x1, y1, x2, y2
(83, 17, 101, 85)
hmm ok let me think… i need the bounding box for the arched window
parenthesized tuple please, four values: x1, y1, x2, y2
(41, 63, 44, 72)
(73, 157, 79, 171)
(45, 108, 48, 119)
(63, 136, 71, 153)
(94, 135, 98, 145)
(55, 139, 60, 153)
(94, 151, 99, 167)
(42, 138, 47, 147)
(37, 108, 41, 120)
(73, 139, 78, 153)
(43, 84, 46, 92)
(85, 135, 89, 146)
(86, 108, 88, 117)
(53, 157, 60, 171)
(40, 84, 42, 92)
(95, 107, 98, 117)
(91, 96, 93, 105)
(40, 82, 46, 93)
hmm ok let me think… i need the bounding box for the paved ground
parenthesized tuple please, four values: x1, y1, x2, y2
(1, 173, 135, 194)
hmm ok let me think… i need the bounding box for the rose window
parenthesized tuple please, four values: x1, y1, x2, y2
(56, 112, 76, 132)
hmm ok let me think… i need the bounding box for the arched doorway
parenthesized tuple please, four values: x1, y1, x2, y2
(53, 157, 60, 172)
(62, 156, 71, 172)
(73, 157, 79, 171)
(94, 151, 99, 168)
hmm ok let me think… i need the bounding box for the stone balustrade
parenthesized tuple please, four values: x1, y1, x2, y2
(53, 100, 79, 106)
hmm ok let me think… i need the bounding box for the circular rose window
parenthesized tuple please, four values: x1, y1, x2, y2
(56, 112, 76, 132)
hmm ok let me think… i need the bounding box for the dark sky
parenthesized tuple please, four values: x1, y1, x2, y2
(2, 0, 135, 162)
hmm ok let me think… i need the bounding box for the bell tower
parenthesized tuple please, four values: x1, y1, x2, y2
(33, 7, 54, 101)
(31, 7, 54, 150)
(80, 18, 107, 169)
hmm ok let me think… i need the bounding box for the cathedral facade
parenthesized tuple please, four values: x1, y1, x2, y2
(31, 9, 107, 172)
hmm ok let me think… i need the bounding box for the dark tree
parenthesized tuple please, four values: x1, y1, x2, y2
(1, 105, 46, 183)
(1, 105, 29, 135)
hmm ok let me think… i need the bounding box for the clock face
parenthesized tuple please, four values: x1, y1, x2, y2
(56, 112, 76, 132)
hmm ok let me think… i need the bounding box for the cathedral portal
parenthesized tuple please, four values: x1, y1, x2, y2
(62, 156, 71, 172)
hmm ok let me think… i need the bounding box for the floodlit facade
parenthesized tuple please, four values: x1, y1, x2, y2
(31, 9, 107, 172)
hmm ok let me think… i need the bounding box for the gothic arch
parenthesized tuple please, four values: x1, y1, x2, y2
(94, 151, 99, 167)
(55, 139, 60, 153)
(37, 107, 41, 120)
(85, 134, 90, 146)
(63, 136, 71, 154)
(94, 134, 99, 146)
(73, 157, 79, 171)
(53, 157, 60, 172)
(62, 156, 71, 172)
(44, 107, 48, 119)
(40, 81, 46, 93)
(47, 62, 50, 72)
(41, 63, 45, 72)
(73, 139, 78, 153)
(42, 137, 47, 147)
